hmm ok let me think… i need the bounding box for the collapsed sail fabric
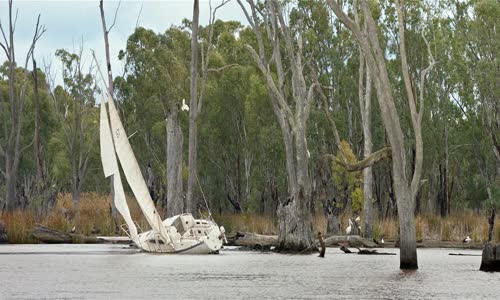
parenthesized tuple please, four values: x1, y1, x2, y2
(100, 100, 138, 241)
(106, 97, 172, 247)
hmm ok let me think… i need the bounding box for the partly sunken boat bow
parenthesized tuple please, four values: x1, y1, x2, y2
(101, 95, 225, 254)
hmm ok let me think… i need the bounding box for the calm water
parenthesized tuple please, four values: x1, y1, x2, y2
(0, 244, 498, 299)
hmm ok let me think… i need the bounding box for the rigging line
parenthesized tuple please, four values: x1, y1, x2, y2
(90, 49, 111, 100)
(196, 173, 213, 222)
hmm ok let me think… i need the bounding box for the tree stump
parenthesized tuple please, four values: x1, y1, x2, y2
(318, 232, 326, 258)
(480, 242, 500, 272)
(480, 208, 499, 271)
(0, 221, 8, 243)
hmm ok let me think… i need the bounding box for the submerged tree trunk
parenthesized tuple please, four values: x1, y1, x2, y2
(238, 0, 316, 252)
(166, 106, 184, 217)
(328, 0, 434, 269)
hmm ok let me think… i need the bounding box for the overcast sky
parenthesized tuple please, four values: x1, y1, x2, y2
(0, 0, 248, 85)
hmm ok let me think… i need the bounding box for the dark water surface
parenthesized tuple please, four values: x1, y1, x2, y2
(0, 244, 498, 299)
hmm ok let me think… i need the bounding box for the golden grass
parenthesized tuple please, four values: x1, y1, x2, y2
(1, 192, 499, 244)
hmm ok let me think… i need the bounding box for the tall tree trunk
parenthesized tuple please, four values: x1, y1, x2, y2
(328, 0, 434, 269)
(361, 61, 374, 238)
(166, 106, 184, 217)
(238, 0, 316, 252)
(186, 0, 199, 215)
(32, 58, 44, 185)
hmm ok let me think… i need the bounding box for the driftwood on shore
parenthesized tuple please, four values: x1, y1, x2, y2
(226, 232, 377, 249)
(32, 225, 101, 244)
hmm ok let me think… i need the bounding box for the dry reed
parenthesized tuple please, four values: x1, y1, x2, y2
(1, 193, 499, 244)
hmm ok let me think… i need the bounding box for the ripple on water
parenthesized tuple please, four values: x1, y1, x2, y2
(0, 245, 499, 299)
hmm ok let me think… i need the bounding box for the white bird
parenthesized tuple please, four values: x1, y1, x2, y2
(345, 218, 352, 235)
(355, 216, 360, 222)
(70, 226, 76, 233)
(181, 98, 189, 111)
(463, 236, 472, 243)
(381, 238, 385, 244)
(307, 149, 311, 158)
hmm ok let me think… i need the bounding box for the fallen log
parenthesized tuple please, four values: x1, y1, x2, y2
(324, 235, 377, 248)
(226, 232, 378, 249)
(226, 232, 278, 250)
(356, 248, 396, 255)
(32, 225, 101, 244)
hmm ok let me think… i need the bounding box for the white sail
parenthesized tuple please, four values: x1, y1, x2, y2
(106, 96, 172, 247)
(100, 100, 138, 241)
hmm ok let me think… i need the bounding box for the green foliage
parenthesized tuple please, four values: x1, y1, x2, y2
(332, 141, 363, 213)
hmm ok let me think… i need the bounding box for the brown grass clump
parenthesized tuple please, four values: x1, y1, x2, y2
(215, 213, 276, 235)
(1, 193, 499, 244)
(1, 210, 38, 243)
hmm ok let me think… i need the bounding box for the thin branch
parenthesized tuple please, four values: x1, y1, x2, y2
(0, 20, 9, 50)
(107, 0, 121, 33)
(418, 32, 436, 124)
(20, 137, 35, 153)
(325, 147, 392, 172)
(207, 63, 239, 73)
(135, 3, 143, 29)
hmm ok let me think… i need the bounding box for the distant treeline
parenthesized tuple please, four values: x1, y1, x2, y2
(0, 0, 498, 221)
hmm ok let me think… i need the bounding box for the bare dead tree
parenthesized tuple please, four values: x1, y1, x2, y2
(0, 0, 46, 210)
(99, 0, 121, 228)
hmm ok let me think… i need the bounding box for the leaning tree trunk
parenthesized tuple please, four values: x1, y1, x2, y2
(166, 106, 184, 217)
